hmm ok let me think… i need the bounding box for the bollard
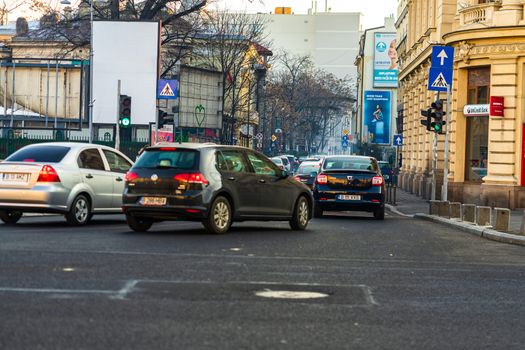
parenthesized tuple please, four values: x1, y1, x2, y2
(438, 201, 450, 218)
(476, 206, 492, 226)
(393, 185, 397, 206)
(429, 200, 440, 215)
(450, 202, 461, 219)
(493, 208, 510, 233)
(461, 204, 476, 223)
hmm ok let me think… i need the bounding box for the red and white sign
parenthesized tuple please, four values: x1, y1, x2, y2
(490, 96, 504, 117)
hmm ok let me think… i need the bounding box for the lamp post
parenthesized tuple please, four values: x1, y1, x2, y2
(61, 0, 94, 143)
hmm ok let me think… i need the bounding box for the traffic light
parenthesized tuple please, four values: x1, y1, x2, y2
(158, 109, 174, 128)
(430, 99, 445, 134)
(119, 95, 131, 128)
(420, 108, 432, 131)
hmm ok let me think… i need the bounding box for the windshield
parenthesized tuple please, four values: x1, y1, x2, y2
(6, 145, 70, 163)
(135, 149, 198, 169)
(297, 164, 320, 175)
(323, 157, 378, 172)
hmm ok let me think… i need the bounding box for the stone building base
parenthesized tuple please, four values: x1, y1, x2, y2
(399, 171, 441, 200)
(448, 182, 525, 209)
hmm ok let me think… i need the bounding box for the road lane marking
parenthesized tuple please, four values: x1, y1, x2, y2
(0, 287, 114, 295)
(112, 279, 139, 300)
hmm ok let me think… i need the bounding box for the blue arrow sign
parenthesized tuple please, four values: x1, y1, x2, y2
(431, 46, 454, 69)
(428, 67, 453, 92)
(393, 134, 403, 146)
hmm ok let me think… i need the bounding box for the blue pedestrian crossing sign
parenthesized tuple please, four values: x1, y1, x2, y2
(393, 134, 403, 146)
(428, 45, 454, 92)
(157, 79, 179, 100)
(342, 135, 349, 148)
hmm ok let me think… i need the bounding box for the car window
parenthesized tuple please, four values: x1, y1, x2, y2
(78, 149, 106, 171)
(134, 149, 198, 169)
(216, 151, 229, 172)
(298, 164, 320, 175)
(103, 150, 132, 173)
(323, 157, 378, 172)
(221, 150, 249, 173)
(247, 153, 278, 176)
(6, 145, 70, 163)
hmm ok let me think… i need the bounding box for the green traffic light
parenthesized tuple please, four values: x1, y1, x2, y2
(120, 118, 131, 127)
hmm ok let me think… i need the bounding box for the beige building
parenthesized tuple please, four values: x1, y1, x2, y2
(397, 0, 525, 209)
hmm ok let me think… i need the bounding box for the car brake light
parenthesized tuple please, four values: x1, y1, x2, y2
(316, 174, 328, 184)
(174, 173, 209, 185)
(293, 176, 302, 182)
(37, 165, 60, 182)
(125, 171, 139, 182)
(159, 147, 177, 151)
(372, 176, 384, 186)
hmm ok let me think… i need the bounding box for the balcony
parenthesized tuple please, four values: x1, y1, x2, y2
(458, 1, 502, 27)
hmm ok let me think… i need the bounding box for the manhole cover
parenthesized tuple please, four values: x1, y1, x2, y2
(255, 289, 329, 299)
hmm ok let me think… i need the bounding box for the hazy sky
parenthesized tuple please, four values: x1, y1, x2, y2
(215, 0, 398, 29)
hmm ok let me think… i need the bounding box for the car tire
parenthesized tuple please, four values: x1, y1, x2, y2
(289, 196, 310, 231)
(65, 195, 92, 226)
(0, 210, 23, 225)
(126, 214, 153, 232)
(203, 196, 232, 234)
(313, 204, 323, 218)
(373, 205, 385, 220)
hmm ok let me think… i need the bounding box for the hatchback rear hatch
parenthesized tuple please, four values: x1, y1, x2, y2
(126, 147, 205, 195)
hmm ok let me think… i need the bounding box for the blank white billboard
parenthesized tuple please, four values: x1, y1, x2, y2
(93, 21, 159, 125)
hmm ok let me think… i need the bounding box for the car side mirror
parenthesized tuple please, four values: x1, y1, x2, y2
(309, 171, 318, 178)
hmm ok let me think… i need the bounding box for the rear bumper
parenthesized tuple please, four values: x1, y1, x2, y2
(0, 185, 69, 213)
(314, 190, 384, 212)
(122, 193, 209, 220)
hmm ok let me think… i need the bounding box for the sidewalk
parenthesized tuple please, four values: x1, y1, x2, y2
(388, 188, 524, 235)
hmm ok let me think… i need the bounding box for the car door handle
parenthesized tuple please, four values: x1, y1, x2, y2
(85, 174, 94, 179)
(259, 179, 266, 183)
(116, 177, 123, 182)
(228, 177, 236, 181)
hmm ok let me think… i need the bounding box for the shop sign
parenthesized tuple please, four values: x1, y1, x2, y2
(463, 104, 489, 117)
(490, 96, 504, 117)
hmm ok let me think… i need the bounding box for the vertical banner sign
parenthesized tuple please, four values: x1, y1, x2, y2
(363, 90, 392, 145)
(374, 33, 398, 88)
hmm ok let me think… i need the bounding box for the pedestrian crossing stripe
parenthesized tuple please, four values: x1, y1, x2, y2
(159, 83, 175, 97)
(431, 72, 448, 88)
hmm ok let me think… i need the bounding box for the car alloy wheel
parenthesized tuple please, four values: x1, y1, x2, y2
(0, 210, 23, 225)
(126, 214, 153, 232)
(66, 195, 91, 226)
(290, 196, 310, 231)
(203, 196, 231, 234)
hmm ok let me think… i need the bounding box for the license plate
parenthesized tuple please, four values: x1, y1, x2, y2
(1, 172, 29, 183)
(338, 195, 361, 201)
(140, 197, 167, 206)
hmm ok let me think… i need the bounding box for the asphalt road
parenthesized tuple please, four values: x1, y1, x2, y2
(1, 211, 525, 350)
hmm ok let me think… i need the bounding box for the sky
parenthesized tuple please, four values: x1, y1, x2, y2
(215, 0, 398, 30)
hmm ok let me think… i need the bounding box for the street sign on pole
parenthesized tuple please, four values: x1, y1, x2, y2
(157, 79, 179, 99)
(428, 46, 454, 92)
(431, 46, 454, 69)
(393, 134, 403, 146)
(271, 134, 277, 142)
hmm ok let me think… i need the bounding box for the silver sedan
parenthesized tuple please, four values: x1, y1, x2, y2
(0, 142, 134, 225)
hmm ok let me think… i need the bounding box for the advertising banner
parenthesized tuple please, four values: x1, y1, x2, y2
(373, 33, 398, 88)
(364, 91, 391, 145)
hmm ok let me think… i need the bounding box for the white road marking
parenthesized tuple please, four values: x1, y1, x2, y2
(0, 287, 114, 295)
(255, 289, 329, 299)
(112, 280, 139, 300)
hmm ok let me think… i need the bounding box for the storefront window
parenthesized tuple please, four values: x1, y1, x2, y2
(465, 67, 490, 182)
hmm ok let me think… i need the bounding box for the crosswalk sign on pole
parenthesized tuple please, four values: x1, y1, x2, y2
(428, 67, 453, 92)
(157, 79, 179, 99)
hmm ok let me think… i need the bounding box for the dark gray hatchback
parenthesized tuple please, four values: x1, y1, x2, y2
(122, 143, 313, 234)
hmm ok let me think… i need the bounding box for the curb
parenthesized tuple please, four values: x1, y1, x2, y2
(414, 213, 525, 247)
(385, 204, 414, 218)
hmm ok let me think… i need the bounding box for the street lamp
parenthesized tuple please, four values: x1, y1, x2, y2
(61, 0, 94, 144)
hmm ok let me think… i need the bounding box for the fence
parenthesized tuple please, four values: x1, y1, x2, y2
(0, 135, 149, 160)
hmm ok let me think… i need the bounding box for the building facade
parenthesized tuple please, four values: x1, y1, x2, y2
(398, 0, 525, 208)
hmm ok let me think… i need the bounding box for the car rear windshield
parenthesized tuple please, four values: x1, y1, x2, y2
(297, 164, 319, 175)
(6, 145, 70, 163)
(134, 149, 198, 169)
(323, 157, 378, 172)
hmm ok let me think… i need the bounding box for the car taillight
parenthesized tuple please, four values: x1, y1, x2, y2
(37, 165, 60, 183)
(174, 172, 209, 186)
(316, 174, 328, 185)
(293, 176, 301, 182)
(125, 171, 139, 182)
(372, 176, 384, 186)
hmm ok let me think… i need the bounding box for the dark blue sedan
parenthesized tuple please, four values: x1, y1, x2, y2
(312, 156, 385, 220)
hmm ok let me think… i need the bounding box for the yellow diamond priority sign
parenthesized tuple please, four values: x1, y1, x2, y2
(271, 134, 277, 142)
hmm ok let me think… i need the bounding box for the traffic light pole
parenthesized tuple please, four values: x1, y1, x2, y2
(431, 92, 440, 200)
(442, 84, 452, 201)
(115, 80, 121, 151)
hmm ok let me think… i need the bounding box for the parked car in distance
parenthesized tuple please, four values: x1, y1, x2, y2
(122, 143, 313, 234)
(293, 161, 322, 188)
(279, 156, 292, 173)
(312, 155, 385, 220)
(270, 157, 285, 170)
(282, 154, 299, 172)
(378, 161, 394, 184)
(0, 142, 134, 225)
